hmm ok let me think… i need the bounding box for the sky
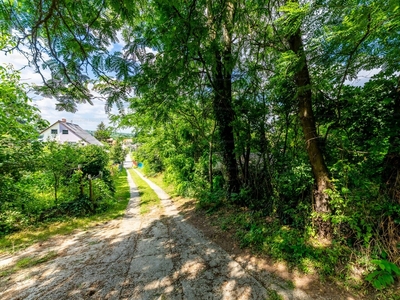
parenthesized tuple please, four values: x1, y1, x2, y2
(0, 36, 129, 132)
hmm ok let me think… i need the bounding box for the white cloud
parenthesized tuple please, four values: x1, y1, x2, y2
(345, 68, 381, 87)
(0, 49, 131, 132)
(108, 30, 125, 52)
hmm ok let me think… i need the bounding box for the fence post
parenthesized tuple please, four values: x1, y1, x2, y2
(88, 175, 94, 205)
(78, 165, 84, 197)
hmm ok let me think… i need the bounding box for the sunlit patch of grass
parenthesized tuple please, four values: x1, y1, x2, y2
(129, 169, 161, 214)
(200, 203, 350, 278)
(147, 173, 176, 196)
(0, 169, 130, 254)
(267, 289, 284, 300)
(0, 251, 58, 277)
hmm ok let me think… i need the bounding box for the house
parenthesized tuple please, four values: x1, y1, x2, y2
(39, 118, 103, 146)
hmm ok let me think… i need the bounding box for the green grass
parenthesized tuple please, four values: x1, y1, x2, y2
(0, 169, 131, 254)
(0, 251, 58, 277)
(267, 289, 284, 300)
(211, 205, 349, 276)
(147, 173, 176, 196)
(129, 169, 161, 214)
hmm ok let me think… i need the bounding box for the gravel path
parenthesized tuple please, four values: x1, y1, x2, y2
(0, 169, 311, 299)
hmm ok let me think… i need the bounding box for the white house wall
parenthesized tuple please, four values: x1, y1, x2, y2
(41, 123, 61, 142)
(59, 123, 86, 144)
(40, 122, 87, 145)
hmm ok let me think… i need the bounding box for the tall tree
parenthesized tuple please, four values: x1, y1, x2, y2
(206, 0, 240, 194)
(94, 121, 111, 142)
(0, 65, 46, 206)
(3, 0, 400, 247)
(111, 0, 245, 195)
(287, 27, 332, 237)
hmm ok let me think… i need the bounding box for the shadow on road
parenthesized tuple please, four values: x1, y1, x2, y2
(0, 186, 270, 299)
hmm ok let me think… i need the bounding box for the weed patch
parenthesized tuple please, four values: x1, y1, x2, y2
(267, 289, 283, 300)
(205, 204, 351, 275)
(1, 251, 58, 277)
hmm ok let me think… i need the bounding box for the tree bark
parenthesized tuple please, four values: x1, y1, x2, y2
(213, 52, 240, 194)
(288, 29, 332, 238)
(209, 123, 217, 192)
(382, 76, 400, 204)
(379, 76, 400, 261)
(209, 0, 240, 195)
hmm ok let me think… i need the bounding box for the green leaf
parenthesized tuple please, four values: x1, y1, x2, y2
(365, 270, 380, 282)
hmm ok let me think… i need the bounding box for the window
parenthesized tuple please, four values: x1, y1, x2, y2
(51, 129, 58, 134)
(62, 129, 69, 134)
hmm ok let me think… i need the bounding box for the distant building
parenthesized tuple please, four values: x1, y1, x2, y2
(122, 138, 133, 150)
(39, 118, 103, 146)
(106, 138, 115, 146)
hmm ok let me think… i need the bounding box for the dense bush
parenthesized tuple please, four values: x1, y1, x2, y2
(0, 142, 120, 235)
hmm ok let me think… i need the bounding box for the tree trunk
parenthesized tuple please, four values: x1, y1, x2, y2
(209, 123, 217, 192)
(243, 120, 251, 185)
(54, 174, 58, 204)
(210, 0, 240, 195)
(213, 53, 240, 194)
(209, 141, 214, 192)
(244, 140, 251, 186)
(288, 29, 332, 238)
(382, 76, 400, 204)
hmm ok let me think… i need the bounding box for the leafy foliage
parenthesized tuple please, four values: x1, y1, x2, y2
(0, 65, 47, 140)
(0, 141, 119, 235)
(94, 121, 112, 142)
(110, 140, 128, 164)
(366, 259, 400, 290)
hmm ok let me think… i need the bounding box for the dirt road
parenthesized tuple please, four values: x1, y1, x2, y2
(0, 169, 310, 299)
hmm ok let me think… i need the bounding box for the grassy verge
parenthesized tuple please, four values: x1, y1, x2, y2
(0, 251, 58, 277)
(213, 205, 400, 298)
(212, 205, 349, 275)
(0, 169, 131, 254)
(129, 169, 161, 214)
(147, 173, 176, 196)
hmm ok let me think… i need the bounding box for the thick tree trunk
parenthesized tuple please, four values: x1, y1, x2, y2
(380, 77, 400, 261)
(213, 53, 240, 194)
(288, 29, 332, 238)
(209, 0, 240, 195)
(382, 76, 400, 204)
